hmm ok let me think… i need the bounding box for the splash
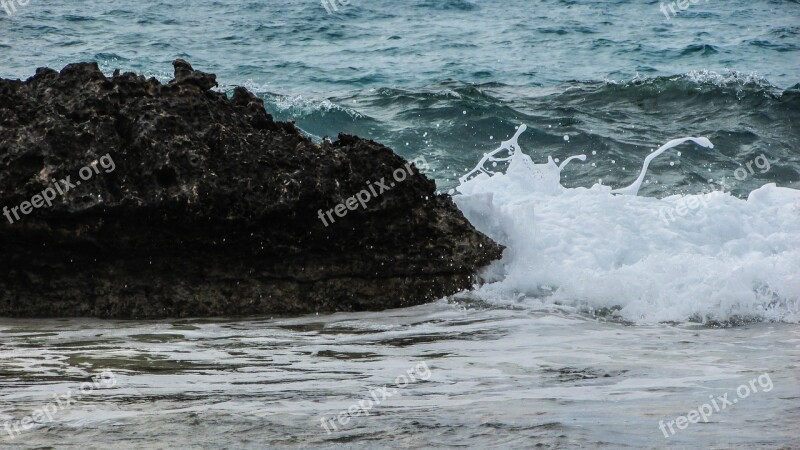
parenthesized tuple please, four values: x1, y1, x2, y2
(459, 125, 587, 191)
(454, 125, 800, 325)
(610, 137, 713, 196)
(459, 124, 711, 196)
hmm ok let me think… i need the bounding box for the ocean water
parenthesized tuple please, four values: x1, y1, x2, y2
(1, 0, 799, 448)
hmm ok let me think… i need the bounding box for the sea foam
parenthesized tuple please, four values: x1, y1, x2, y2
(454, 125, 800, 324)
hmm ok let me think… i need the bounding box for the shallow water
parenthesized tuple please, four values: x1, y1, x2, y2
(1, 303, 798, 449)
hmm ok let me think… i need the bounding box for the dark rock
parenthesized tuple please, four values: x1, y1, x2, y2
(0, 60, 503, 319)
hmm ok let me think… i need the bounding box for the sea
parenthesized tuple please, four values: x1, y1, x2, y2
(1, 0, 799, 448)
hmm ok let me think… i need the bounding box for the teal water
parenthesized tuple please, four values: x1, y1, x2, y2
(1, 0, 798, 194)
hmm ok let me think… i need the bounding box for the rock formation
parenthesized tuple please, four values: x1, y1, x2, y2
(0, 60, 503, 318)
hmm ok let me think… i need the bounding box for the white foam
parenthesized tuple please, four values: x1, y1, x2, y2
(454, 125, 800, 324)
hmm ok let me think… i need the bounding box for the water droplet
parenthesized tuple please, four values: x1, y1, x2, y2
(563, 135, 570, 141)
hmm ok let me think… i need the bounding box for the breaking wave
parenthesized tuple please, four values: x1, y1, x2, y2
(454, 125, 800, 325)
